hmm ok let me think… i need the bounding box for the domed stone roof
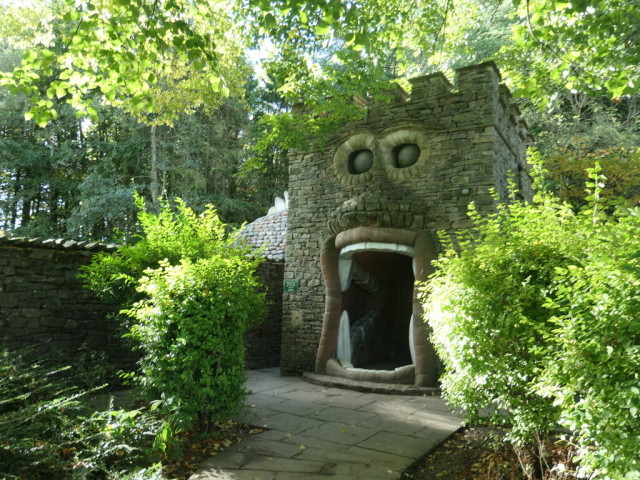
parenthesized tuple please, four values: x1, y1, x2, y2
(239, 193, 288, 261)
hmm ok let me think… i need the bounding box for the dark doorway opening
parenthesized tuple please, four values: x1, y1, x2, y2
(340, 251, 414, 370)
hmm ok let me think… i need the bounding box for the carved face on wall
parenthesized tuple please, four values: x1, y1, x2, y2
(283, 65, 529, 384)
(315, 127, 440, 387)
(328, 128, 431, 233)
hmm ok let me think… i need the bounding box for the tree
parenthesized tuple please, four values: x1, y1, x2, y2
(4, 0, 639, 129)
(0, 0, 237, 126)
(0, 84, 90, 236)
(503, 0, 640, 102)
(523, 92, 640, 209)
(0, 1, 287, 239)
(244, 0, 640, 153)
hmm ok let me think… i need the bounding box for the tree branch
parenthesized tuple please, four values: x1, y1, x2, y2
(433, 0, 452, 50)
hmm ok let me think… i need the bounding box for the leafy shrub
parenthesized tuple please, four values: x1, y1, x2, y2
(0, 349, 163, 480)
(126, 255, 265, 435)
(538, 212, 640, 478)
(79, 193, 240, 309)
(81, 195, 266, 436)
(421, 192, 577, 444)
(420, 164, 640, 479)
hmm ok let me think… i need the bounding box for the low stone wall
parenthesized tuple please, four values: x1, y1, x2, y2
(0, 235, 283, 374)
(0, 236, 133, 372)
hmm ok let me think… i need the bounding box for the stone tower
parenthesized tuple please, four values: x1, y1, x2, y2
(281, 62, 531, 386)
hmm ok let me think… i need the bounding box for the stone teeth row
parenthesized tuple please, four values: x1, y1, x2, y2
(338, 242, 416, 293)
(335, 242, 418, 366)
(327, 212, 427, 235)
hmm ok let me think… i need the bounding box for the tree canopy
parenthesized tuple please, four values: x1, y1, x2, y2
(0, 0, 245, 126)
(0, 0, 638, 239)
(1, 0, 639, 126)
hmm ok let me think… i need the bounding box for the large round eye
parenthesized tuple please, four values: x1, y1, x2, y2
(349, 149, 373, 174)
(394, 144, 420, 168)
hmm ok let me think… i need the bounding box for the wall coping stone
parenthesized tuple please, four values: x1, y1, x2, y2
(0, 234, 118, 253)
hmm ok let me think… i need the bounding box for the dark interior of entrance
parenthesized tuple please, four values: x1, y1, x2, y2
(341, 251, 414, 370)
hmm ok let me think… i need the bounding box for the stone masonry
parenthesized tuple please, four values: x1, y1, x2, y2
(0, 231, 285, 373)
(281, 62, 532, 377)
(0, 235, 132, 370)
(240, 209, 287, 369)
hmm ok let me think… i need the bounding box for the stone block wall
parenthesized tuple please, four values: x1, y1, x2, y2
(0, 235, 284, 373)
(0, 236, 133, 371)
(281, 62, 532, 375)
(245, 260, 283, 369)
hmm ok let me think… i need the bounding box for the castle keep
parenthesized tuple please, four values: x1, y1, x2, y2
(281, 62, 532, 386)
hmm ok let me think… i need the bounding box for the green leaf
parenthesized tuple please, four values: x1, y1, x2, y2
(315, 22, 331, 35)
(264, 12, 276, 28)
(22, 50, 37, 62)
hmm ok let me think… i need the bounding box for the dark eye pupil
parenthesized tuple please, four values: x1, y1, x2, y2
(395, 144, 420, 168)
(349, 149, 373, 174)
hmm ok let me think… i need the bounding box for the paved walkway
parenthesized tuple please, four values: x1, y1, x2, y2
(191, 368, 461, 480)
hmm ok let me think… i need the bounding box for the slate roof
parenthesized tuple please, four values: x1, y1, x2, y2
(239, 209, 288, 261)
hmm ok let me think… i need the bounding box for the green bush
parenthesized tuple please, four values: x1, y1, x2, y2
(79, 193, 240, 309)
(421, 192, 577, 443)
(539, 210, 640, 479)
(82, 195, 266, 436)
(126, 255, 265, 435)
(420, 164, 640, 479)
(0, 349, 163, 480)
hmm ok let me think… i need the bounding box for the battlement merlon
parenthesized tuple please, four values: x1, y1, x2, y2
(353, 62, 527, 141)
(293, 62, 529, 155)
(408, 72, 453, 98)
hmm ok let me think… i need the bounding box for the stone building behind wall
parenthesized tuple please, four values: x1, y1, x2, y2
(239, 204, 287, 369)
(281, 62, 532, 386)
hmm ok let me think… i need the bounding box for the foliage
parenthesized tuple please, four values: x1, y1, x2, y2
(503, 0, 640, 103)
(80, 193, 250, 305)
(421, 187, 575, 443)
(543, 146, 640, 209)
(420, 164, 640, 479)
(0, 56, 277, 240)
(239, 74, 290, 210)
(0, 0, 638, 148)
(522, 92, 640, 210)
(81, 195, 266, 436)
(0, 0, 237, 127)
(3, 0, 637, 234)
(0, 84, 90, 237)
(537, 174, 640, 479)
(125, 254, 265, 435)
(0, 348, 164, 480)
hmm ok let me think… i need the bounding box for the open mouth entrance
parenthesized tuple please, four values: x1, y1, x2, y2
(338, 248, 414, 370)
(316, 227, 439, 387)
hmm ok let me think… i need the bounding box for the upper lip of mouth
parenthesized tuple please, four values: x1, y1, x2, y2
(327, 209, 424, 235)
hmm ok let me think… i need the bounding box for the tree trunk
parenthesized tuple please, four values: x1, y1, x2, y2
(150, 124, 160, 211)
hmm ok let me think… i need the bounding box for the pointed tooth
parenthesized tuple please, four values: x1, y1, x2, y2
(337, 310, 352, 362)
(409, 314, 416, 365)
(339, 258, 353, 292)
